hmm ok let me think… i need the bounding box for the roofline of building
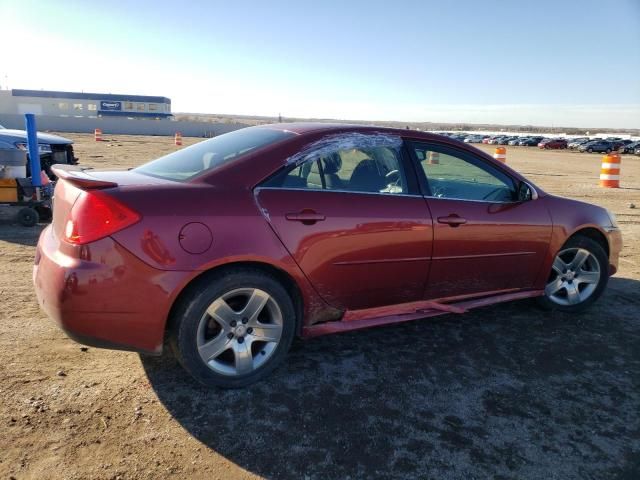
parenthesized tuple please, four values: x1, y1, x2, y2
(11, 89, 171, 104)
(97, 110, 173, 118)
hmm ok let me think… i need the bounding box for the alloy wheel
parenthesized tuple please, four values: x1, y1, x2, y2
(545, 248, 601, 306)
(196, 288, 283, 376)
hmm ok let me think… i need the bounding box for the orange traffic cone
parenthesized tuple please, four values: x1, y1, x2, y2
(94, 128, 102, 142)
(174, 132, 183, 146)
(428, 151, 439, 165)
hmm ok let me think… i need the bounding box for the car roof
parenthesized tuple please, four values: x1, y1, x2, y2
(255, 122, 418, 137)
(253, 122, 460, 142)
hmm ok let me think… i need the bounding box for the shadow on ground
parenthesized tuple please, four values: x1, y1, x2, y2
(143, 279, 640, 479)
(0, 223, 44, 246)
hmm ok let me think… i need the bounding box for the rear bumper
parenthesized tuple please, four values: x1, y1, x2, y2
(33, 226, 188, 354)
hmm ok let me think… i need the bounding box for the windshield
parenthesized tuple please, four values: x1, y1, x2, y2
(135, 127, 296, 181)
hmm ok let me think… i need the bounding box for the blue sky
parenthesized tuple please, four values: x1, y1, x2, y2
(1, 0, 639, 128)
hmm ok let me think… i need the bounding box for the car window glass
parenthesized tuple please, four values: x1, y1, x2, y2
(135, 128, 295, 181)
(279, 162, 324, 189)
(414, 145, 516, 202)
(264, 142, 408, 195)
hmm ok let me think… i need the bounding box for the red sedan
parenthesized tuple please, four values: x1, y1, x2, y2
(34, 124, 622, 388)
(539, 138, 569, 149)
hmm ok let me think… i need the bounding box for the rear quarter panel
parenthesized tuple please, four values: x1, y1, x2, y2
(109, 184, 334, 326)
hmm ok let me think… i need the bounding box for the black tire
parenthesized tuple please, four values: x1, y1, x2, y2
(36, 205, 53, 223)
(587, 148, 593, 153)
(536, 235, 609, 313)
(169, 268, 296, 388)
(17, 207, 39, 227)
(605, 149, 611, 154)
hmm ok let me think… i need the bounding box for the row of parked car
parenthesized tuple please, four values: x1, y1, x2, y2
(436, 132, 640, 155)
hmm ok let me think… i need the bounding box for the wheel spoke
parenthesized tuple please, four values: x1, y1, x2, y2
(568, 249, 590, 271)
(242, 289, 270, 322)
(577, 270, 600, 285)
(545, 277, 564, 295)
(552, 256, 567, 275)
(250, 323, 282, 343)
(233, 341, 254, 374)
(207, 298, 237, 329)
(198, 334, 232, 362)
(546, 248, 600, 307)
(565, 282, 581, 305)
(197, 287, 284, 377)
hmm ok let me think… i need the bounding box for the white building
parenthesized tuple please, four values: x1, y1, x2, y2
(0, 89, 172, 119)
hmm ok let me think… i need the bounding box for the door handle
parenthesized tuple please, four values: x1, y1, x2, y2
(437, 214, 467, 227)
(285, 211, 326, 224)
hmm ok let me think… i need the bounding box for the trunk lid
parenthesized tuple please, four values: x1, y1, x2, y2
(50, 165, 173, 239)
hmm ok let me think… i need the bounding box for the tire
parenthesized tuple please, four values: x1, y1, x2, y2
(17, 207, 39, 227)
(605, 149, 611, 154)
(36, 205, 53, 223)
(587, 148, 593, 153)
(169, 268, 296, 388)
(537, 235, 609, 313)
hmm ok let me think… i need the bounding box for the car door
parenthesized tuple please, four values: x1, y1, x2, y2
(408, 141, 553, 299)
(256, 136, 433, 311)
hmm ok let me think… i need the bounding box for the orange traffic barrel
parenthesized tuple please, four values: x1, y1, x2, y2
(493, 147, 506, 163)
(94, 128, 102, 142)
(599, 153, 621, 188)
(174, 132, 183, 146)
(428, 151, 439, 165)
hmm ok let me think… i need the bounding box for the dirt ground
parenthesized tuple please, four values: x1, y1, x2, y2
(1, 133, 638, 480)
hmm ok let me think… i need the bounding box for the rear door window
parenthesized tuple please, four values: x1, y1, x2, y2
(264, 141, 409, 195)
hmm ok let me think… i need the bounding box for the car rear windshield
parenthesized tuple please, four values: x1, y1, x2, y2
(135, 127, 296, 181)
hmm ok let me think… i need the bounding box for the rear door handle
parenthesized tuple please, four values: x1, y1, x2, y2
(285, 211, 326, 224)
(437, 214, 467, 227)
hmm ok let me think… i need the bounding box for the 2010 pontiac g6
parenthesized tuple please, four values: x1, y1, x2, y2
(34, 124, 622, 388)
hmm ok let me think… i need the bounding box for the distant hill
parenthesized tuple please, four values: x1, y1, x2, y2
(174, 112, 640, 136)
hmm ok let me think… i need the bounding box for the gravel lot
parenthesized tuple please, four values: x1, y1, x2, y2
(1, 134, 638, 479)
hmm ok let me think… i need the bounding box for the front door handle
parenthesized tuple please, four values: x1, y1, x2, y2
(437, 214, 467, 227)
(286, 210, 326, 224)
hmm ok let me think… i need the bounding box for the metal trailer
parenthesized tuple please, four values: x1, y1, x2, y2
(0, 114, 52, 227)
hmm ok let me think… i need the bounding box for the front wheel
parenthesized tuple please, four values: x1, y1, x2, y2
(169, 269, 296, 388)
(537, 236, 609, 312)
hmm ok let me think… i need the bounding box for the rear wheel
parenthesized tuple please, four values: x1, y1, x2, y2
(537, 236, 608, 312)
(169, 268, 296, 388)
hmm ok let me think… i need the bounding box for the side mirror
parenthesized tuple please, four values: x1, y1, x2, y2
(517, 181, 538, 202)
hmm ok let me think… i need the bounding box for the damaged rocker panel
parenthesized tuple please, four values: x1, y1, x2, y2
(302, 289, 544, 338)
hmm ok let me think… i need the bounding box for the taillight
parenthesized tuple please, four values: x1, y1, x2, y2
(64, 190, 140, 245)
